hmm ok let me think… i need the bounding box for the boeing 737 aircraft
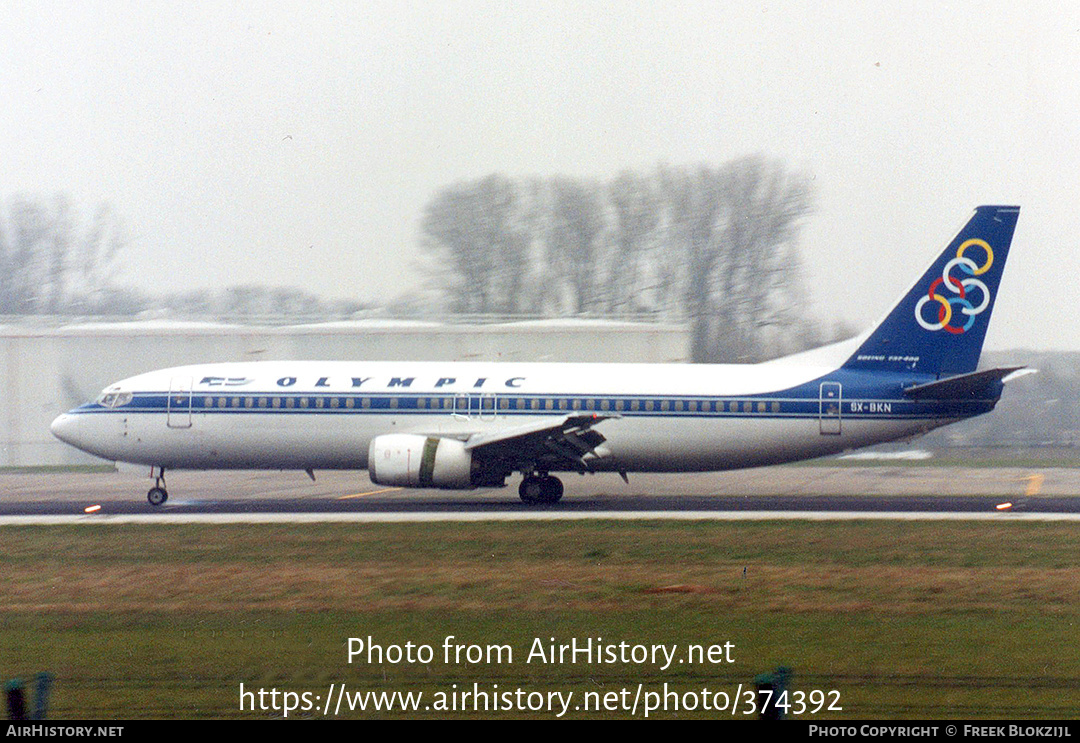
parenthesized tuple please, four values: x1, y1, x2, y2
(52, 206, 1023, 506)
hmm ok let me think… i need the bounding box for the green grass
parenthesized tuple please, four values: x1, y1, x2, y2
(3, 521, 1080, 719)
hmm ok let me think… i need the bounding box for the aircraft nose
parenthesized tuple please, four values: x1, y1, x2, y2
(50, 413, 80, 445)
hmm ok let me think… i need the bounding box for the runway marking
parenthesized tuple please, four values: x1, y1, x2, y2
(4, 511, 1080, 526)
(338, 487, 403, 500)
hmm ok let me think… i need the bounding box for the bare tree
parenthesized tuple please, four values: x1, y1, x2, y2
(418, 157, 817, 361)
(0, 195, 125, 315)
(545, 177, 605, 314)
(420, 174, 532, 314)
(707, 156, 815, 362)
(75, 203, 127, 312)
(606, 170, 660, 313)
(656, 164, 729, 360)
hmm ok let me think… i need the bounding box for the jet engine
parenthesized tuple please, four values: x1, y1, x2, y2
(368, 434, 475, 489)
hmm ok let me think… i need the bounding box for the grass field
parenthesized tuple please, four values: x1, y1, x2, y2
(3, 520, 1079, 719)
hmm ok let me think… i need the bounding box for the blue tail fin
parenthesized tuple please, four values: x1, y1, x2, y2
(843, 205, 1019, 376)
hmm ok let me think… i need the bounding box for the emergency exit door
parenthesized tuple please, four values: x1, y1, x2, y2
(819, 382, 842, 435)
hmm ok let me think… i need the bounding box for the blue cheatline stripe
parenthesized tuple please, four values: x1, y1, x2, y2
(72, 391, 986, 422)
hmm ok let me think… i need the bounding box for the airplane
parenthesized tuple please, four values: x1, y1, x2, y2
(51, 205, 1024, 506)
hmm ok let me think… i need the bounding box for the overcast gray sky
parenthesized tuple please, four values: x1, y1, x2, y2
(2, 1, 1078, 350)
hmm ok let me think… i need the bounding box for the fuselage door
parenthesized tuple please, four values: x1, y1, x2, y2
(167, 376, 193, 429)
(819, 381, 842, 435)
(453, 392, 473, 419)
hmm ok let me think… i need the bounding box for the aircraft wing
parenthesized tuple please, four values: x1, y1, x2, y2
(463, 414, 618, 473)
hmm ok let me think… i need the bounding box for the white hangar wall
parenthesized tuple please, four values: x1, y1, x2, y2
(2, 319, 689, 466)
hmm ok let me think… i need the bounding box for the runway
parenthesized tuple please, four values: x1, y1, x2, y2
(2, 466, 1080, 522)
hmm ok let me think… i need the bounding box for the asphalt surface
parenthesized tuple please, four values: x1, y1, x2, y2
(1, 466, 1078, 516)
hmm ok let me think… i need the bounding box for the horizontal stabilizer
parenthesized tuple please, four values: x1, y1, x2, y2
(903, 367, 1025, 400)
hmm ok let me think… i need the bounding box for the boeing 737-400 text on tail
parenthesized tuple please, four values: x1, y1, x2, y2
(52, 206, 1024, 505)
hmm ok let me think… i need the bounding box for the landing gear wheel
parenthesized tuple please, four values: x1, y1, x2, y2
(147, 487, 168, 506)
(147, 467, 168, 507)
(518, 475, 563, 505)
(540, 476, 563, 504)
(519, 476, 545, 504)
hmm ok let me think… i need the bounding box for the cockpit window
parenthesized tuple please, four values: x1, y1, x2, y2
(96, 391, 133, 408)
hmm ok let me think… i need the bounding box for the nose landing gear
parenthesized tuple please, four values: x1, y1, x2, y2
(518, 473, 563, 505)
(147, 467, 168, 506)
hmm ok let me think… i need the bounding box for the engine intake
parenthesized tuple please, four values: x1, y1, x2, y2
(368, 434, 475, 489)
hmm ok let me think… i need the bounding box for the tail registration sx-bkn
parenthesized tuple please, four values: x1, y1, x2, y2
(52, 206, 1024, 506)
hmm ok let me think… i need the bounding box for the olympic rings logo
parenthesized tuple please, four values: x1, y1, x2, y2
(914, 239, 994, 334)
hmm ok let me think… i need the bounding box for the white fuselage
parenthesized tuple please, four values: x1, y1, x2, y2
(51, 359, 956, 475)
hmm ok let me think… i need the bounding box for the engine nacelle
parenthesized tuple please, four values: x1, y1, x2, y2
(368, 434, 475, 489)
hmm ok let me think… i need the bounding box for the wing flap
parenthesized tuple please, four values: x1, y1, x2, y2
(464, 414, 618, 472)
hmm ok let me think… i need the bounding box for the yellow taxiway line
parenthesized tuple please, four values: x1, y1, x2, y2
(1025, 473, 1045, 497)
(338, 487, 403, 500)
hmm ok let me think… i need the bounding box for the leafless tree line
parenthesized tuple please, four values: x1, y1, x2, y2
(3, 155, 834, 362)
(0, 196, 367, 320)
(419, 155, 823, 362)
(0, 195, 125, 315)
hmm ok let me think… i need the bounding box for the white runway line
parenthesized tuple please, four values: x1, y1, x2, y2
(3, 511, 1080, 526)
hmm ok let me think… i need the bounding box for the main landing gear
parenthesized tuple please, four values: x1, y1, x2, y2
(518, 473, 563, 505)
(147, 467, 168, 506)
